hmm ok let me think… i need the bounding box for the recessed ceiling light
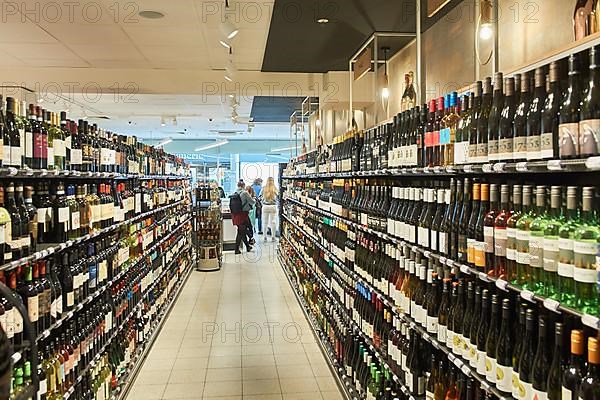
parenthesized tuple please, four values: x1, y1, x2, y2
(139, 10, 164, 19)
(317, 18, 329, 24)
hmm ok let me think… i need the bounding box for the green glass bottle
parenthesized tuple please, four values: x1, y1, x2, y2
(529, 186, 549, 294)
(558, 186, 580, 307)
(516, 185, 535, 288)
(542, 186, 564, 299)
(573, 187, 600, 315)
(507, 185, 523, 284)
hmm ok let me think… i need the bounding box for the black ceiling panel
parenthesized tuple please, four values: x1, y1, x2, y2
(250, 96, 307, 123)
(262, 0, 463, 73)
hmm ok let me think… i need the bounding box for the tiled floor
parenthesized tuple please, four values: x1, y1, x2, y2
(126, 240, 345, 400)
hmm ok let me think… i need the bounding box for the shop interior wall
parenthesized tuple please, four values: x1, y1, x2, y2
(321, 0, 573, 141)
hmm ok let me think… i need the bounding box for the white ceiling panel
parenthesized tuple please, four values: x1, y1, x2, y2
(39, 23, 133, 46)
(0, 20, 58, 44)
(122, 25, 206, 47)
(1, 0, 120, 25)
(0, 42, 81, 61)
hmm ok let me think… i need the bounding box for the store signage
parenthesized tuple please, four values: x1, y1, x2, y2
(175, 153, 204, 160)
(428, 0, 452, 16)
(354, 46, 372, 81)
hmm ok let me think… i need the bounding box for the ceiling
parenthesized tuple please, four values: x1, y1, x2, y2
(262, 0, 462, 73)
(0, 0, 462, 141)
(0, 0, 274, 71)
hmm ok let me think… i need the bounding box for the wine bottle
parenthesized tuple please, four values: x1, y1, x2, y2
(559, 54, 583, 159)
(557, 187, 579, 307)
(526, 67, 547, 160)
(562, 329, 586, 400)
(529, 185, 548, 294)
(488, 72, 504, 162)
(542, 186, 563, 299)
(547, 322, 566, 400)
(476, 77, 493, 163)
(495, 298, 513, 394)
(498, 77, 518, 161)
(513, 72, 533, 161)
(541, 62, 561, 160)
(532, 315, 551, 400)
(518, 308, 537, 400)
(579, 337, 600, 400)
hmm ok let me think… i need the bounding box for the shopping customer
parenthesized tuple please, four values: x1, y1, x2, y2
(230, 181, 255, 254)
(260, 177, 278, 242)
(246, 186, 257, 245)
(251, 178, 263, 234)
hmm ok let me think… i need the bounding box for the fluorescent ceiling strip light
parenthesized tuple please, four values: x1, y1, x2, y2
(195, 140, 229, 151)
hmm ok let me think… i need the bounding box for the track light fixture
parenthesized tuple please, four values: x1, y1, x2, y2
(220, 1, 239, 39)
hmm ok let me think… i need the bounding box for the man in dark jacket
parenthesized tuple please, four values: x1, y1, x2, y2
(231, 181, 256, 254)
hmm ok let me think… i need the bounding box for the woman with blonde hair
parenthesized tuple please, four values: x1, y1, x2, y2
(260, 177, 278, 241)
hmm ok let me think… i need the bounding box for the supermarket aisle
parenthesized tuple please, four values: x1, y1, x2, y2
(126, 241, 345, 400)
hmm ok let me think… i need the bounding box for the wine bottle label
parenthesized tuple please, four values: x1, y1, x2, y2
(453, 334, 463, 355)
(512, 370, 521, 398)
(432, 323, 445, 344)
(573, 265, 597, 283)
(494, 227, 507, 256)
(426, 315, 438, 334)
(519, 381, 533, 400)
(50, 296, 57, 319)
(67, 290, 74, 307)
(10, 146, 22, 168)
(430, 229, 438, 251)
(71, 210, 80, 230)
(474, 241, 486, 268)
(543, 237, 559, 272)
(25, 131, 33, 158)
(410, 226, 416, 244)
(14, 310, 22, 334)
(578, 119, 600, 156)
(562, 386, 573, 400)
(418, 226, 429, 248)
(467, 238, 475, 264)
(488, 139, 499, 160)
(495, 364, 512, 393)
(55, 139, 66, 157)
(526, 135, 541, 160)
(516, 230, 531, 264)
(2, 145, 9, 166)
(3, 308, 13, 338)
(58, 206, 69, 223)
(558, 123, 580, 158)
(71, 148, 83, 165)
(529, 235, 544, 268)
(47, 146, 54, 167)
(468, 143, 477, 162)
(476, 349, 487, 375)
(446, 329, 455, 350)
(476, 143, 488, 161)
(486, 356, 497, 383)
(539, 132, 554, 159)
(56, 294, 62, 316)
(506, 227, 517, 260)
(27, 296, 39, 322)
(454, 140, 469, 164)
(439, 231, 448, 254)
(514, 136, 527, 159)
(498, 138, 513, 160)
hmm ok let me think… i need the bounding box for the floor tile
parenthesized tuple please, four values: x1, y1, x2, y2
(202, 380, 242, 397)
(167, 369, 206, 384)
(242, 354, 276, 367)
(126, 384, 165, 400)
(242, 378, 282, 395)
(242, 365, 279, 380)
(161, 382, 205, 399)
(279, 377, 320, 393)
(205, 367, 242, 382)
(208, 355, 242, 368)
(126, 255, 345, 400)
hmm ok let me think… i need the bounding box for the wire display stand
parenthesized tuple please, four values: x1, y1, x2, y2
(193, 184, 223, 271)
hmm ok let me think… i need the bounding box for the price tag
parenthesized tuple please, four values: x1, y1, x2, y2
(478, 272, 491, 282)
(493, 162, 506, 172)
(495, 279, 509, 291)
(433, 166, 442, 173)
(460, 264, 471, 274)
(547, 159, 563, 171)
(423, 250, 431, 258)
(520, 289, 535, 302)
(446, 258, 454, 267)
(7, 167, 17, 176)
(463, 164, 473, 173)
(423, 167, 431, 174)
(585, 156, 600, 170)
(412, 246, 418, 252)
(482, 163, 492, 173)
(581, 314, 600, 330)
(445, 166, 456, 173)
(543, 298, 561, 313)
(40, 169, 47, 176)
(461, 364, 471, 376)
(439, 256, 447, 265)
(516, 162, 528, 172)
(448, 353, 456, 362)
